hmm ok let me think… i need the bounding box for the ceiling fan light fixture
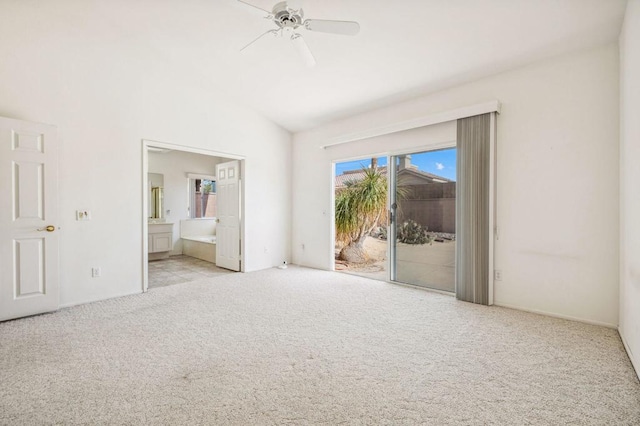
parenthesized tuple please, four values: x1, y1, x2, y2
(238, 0, 360, 66)
(273, 1, 304, 29)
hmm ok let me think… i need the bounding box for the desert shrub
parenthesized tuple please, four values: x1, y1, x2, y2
(397, 220, 431, 245)
(377, 226, 387, 240)
(335, 167, 388, 263)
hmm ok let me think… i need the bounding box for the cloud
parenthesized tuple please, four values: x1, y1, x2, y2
(435, 162, 445, 170)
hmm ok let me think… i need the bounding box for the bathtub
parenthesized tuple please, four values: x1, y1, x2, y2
(184, 236, 216, 244)
(182, 235, 216, 263)
(180, 219, 217, 263)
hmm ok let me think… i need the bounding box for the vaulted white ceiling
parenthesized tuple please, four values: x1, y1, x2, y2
(2, 0, 628, 132)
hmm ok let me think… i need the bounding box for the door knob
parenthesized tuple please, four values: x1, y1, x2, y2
(37, 225, 56, 232)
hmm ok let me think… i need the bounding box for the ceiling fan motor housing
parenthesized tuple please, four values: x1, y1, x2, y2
(272, 1, 304, 29)
(238, 0, 360, 67)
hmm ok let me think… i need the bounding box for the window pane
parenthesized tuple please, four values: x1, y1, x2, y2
(392, 148, 456, 292)
(192, 179, 217, 218)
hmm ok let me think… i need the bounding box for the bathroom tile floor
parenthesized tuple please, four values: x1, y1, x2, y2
(148, 255, 234, 289)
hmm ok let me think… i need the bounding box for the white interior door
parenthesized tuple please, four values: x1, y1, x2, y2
(0, 116, 59, 321)
(215, 160, 240, 271)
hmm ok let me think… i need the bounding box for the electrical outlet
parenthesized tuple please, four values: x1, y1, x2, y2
(92, 267, 101, 278)
(494, 270, 502, 281)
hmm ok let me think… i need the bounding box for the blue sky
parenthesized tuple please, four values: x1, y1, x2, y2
(335, 148, 457, 181)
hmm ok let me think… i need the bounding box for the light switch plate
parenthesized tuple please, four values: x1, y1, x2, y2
(76, 210, 92, 221)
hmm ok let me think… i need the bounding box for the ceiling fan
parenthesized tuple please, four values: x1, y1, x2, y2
(237, 0, 360, 67)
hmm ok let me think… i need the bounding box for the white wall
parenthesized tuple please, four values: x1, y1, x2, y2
(0, 1, 292, 307)
(293, 44, 620, 326)
(619, 0, 640, 377)
(148, 150, 224, 255)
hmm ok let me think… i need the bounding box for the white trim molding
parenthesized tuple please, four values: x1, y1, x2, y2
(496, 302, 618, 329)
(323, 100, 502, 149)
(619, 328, 640, 381)
(187, 173, 216, 181)
(143, 139, 245, 160)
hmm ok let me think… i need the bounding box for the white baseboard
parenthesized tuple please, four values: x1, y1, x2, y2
(494, 302, 618, 329)
(619, 328, 640, 381)
(59, 290, 143, 309)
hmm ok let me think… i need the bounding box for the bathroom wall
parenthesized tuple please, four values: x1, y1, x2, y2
(148, 150, 225, 255)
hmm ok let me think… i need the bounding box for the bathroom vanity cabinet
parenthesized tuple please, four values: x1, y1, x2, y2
(148, 223, 173, 260)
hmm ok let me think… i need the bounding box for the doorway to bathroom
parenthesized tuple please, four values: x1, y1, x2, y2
(142, 140, 245, 291)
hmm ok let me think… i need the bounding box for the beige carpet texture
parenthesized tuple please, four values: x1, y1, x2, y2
(1, 266, 639, 425)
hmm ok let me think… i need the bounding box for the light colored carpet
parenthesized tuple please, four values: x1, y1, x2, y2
(1, 266, 639, 425)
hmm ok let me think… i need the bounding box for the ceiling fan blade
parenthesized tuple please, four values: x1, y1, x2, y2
(237, 0, 271, 15)
(304, 19, 360, 36)
(240, 29, 278, 52)
(291, 34, 316, 67)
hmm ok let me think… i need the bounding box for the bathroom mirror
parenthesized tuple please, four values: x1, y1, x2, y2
(148, 173, 164, 219)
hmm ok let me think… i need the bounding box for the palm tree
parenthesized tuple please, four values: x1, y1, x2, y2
(335, 167, 388, 263)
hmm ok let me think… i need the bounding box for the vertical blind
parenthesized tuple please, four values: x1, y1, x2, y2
(456, 114, 491, 305)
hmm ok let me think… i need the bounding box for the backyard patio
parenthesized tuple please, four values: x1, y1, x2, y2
(336, 236, 456, 293)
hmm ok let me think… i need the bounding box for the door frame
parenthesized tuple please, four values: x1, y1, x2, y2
(141, 139, 246, 292)
(388, 143, 458, 291)
(329, 140, 457, 280)
(328, 103, 499, 301)
(330, 141, 455, 283)
(330, 126, 496, 303)
(330, 153, 389, 279)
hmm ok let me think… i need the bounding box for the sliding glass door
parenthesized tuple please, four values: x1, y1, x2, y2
(333, 157, 389, 281)
(390, 148, 457, 292)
